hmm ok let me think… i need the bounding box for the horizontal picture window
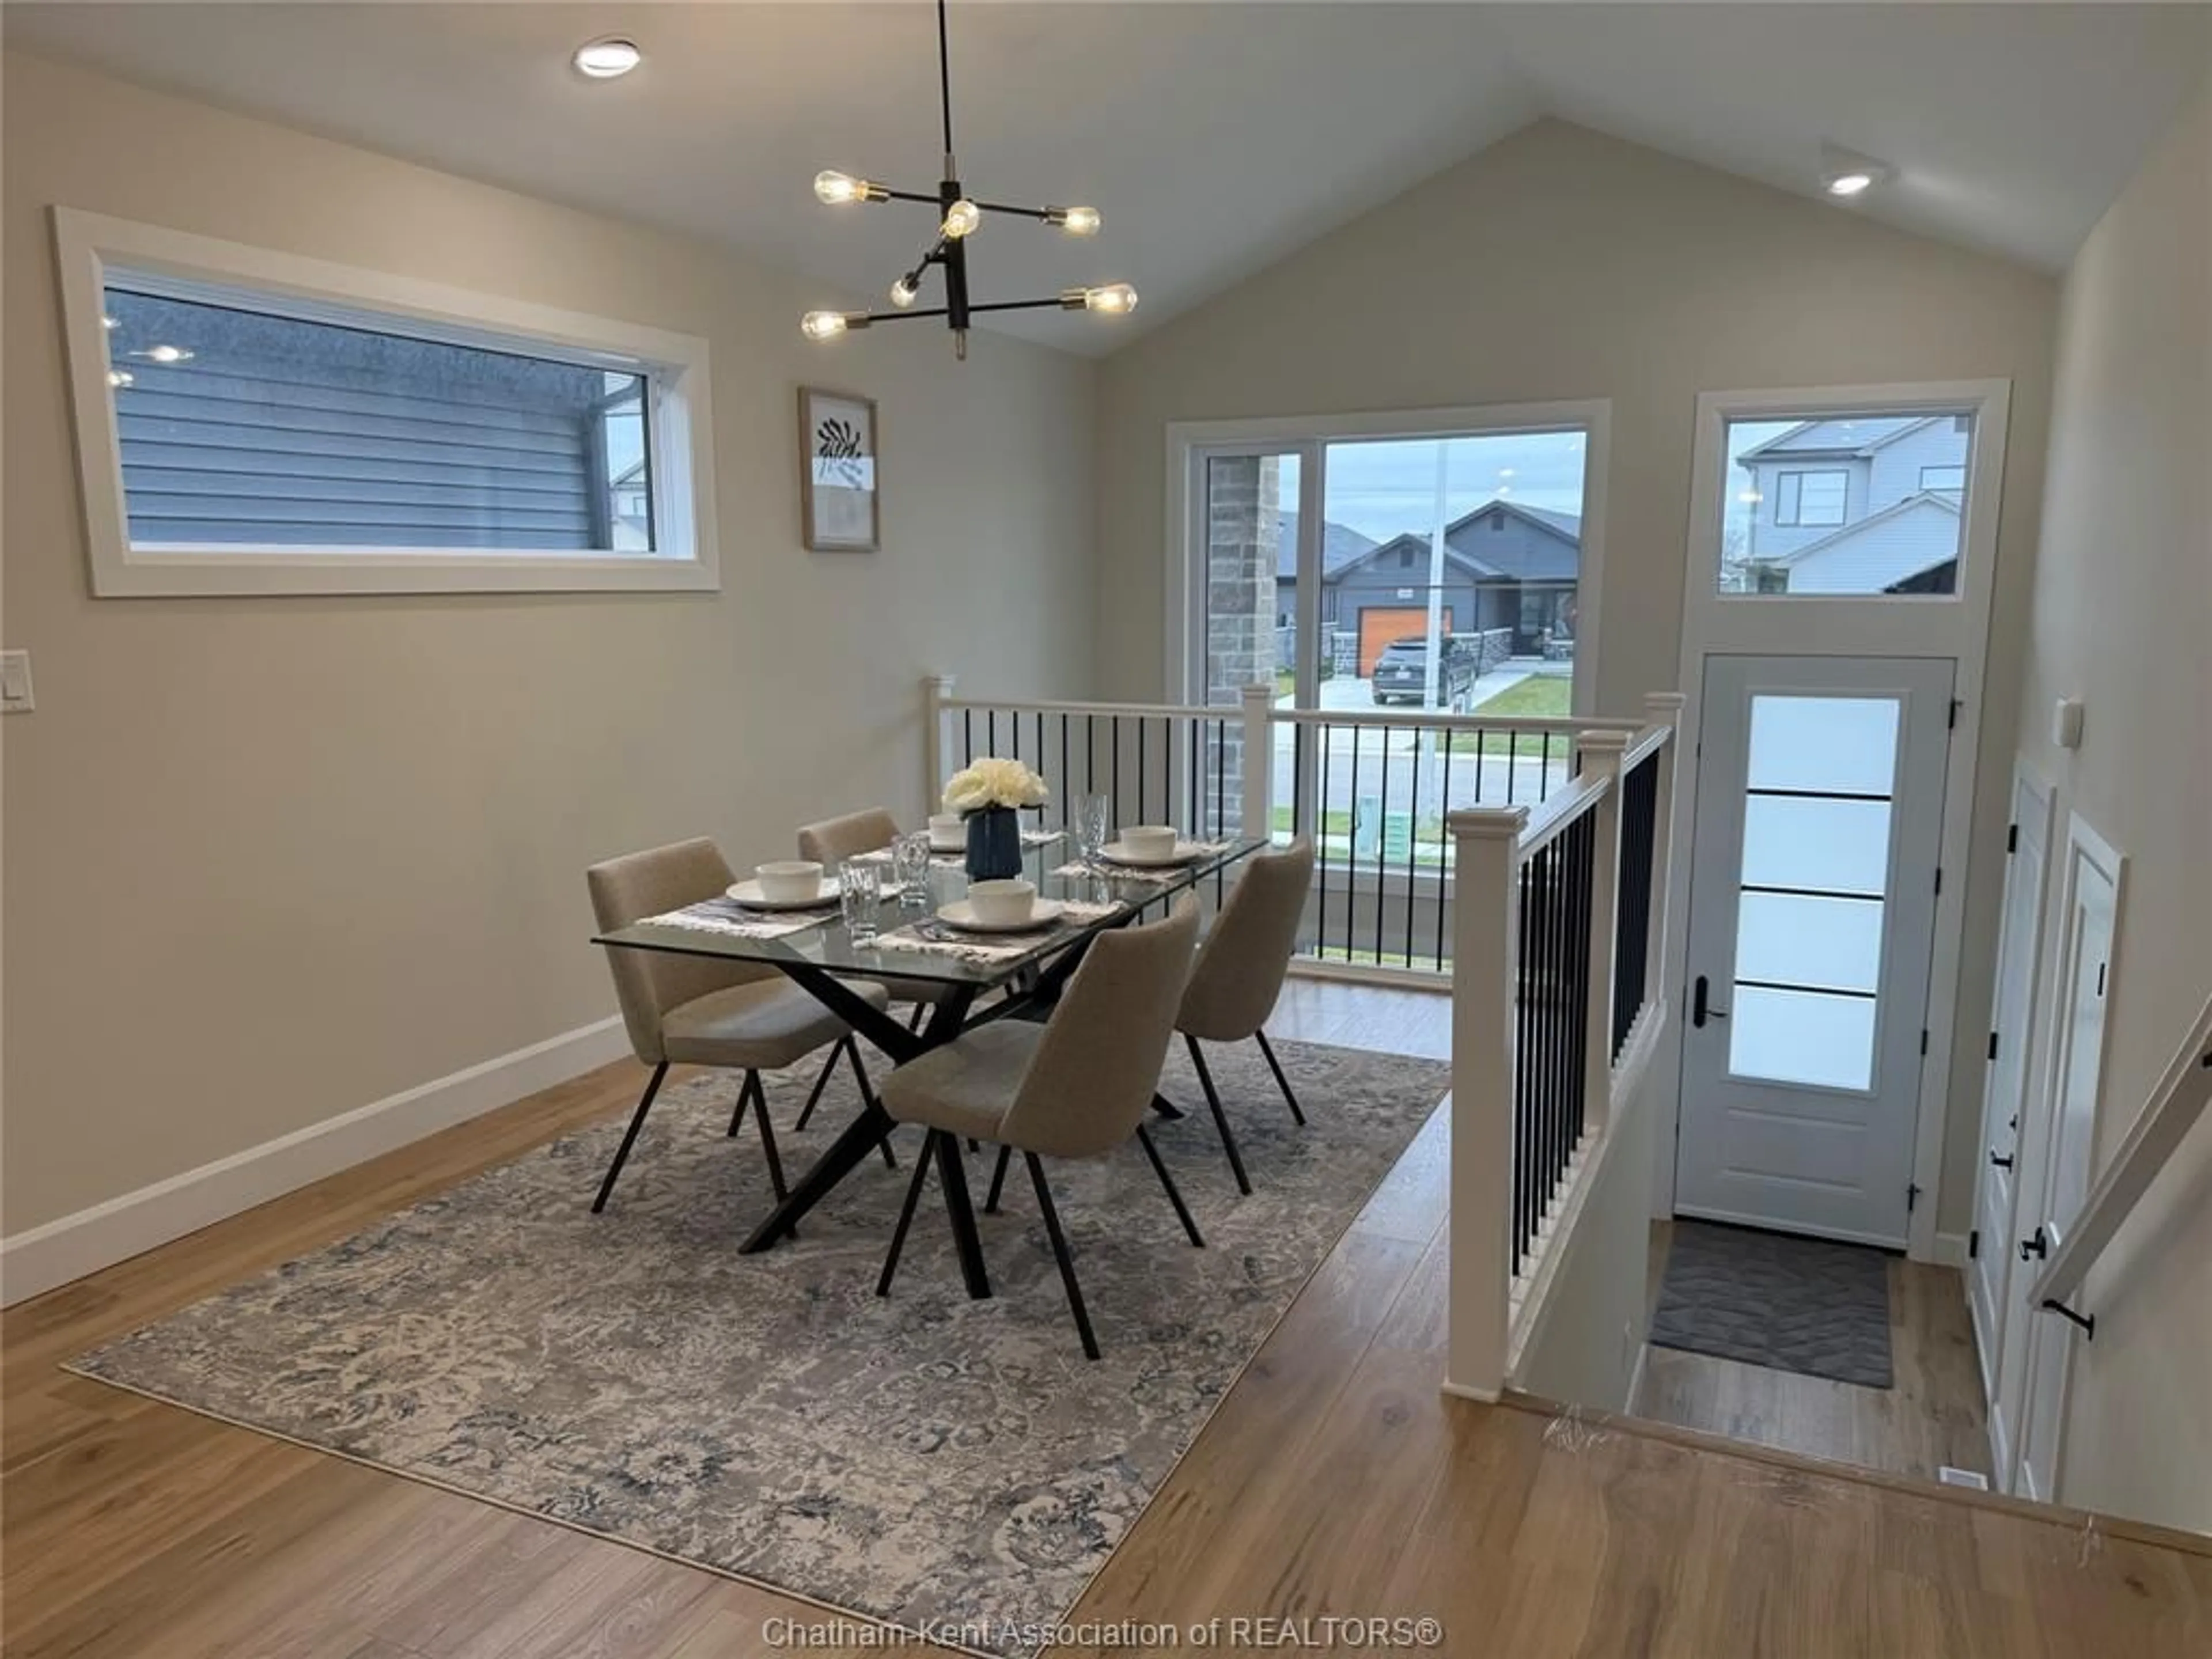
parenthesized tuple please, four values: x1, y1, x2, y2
(56, 209, 717, 596)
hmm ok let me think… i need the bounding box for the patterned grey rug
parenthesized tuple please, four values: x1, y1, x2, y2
(69, 1036, 1447, 1656)
(1648, 1220, 1895, 1388)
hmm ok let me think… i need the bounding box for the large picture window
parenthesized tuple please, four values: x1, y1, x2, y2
(56, 209, 717, 596)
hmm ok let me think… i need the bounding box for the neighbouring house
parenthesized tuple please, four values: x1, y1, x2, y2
(1735, 415, 1969, 593)
(1276, 499, 1581, 674)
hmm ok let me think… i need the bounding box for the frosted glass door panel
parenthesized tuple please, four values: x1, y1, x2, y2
(1729, 985, 1878, 1092)
(1740, 796, 1893, 896)
(1747, 696, 1901, 795)
(1734, 892, 1885, 993)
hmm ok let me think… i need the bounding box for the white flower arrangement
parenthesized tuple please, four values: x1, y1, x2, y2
(943, 757, 1050, 816)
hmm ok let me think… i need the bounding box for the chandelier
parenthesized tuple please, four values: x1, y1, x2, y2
(801, 0, 1136, 359)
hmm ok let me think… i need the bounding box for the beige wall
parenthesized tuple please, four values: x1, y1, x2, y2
(1094, 119, 2059, 1236)
(1, 55, 1096, 1234)
(1512, 1058, 1660, 1414)
(2018, 79, 2211, 1536)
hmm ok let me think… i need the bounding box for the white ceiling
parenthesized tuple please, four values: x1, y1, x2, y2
(9, 4, 2208, 354)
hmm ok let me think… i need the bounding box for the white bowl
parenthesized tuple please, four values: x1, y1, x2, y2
(927, 812, 965, 850)
(1122, 825, 1180, 862)
(967, 878, 1036, 927)
(755, 859, 824, 905)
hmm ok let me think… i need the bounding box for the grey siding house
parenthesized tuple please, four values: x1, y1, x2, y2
(1277, 498, 1580, 673)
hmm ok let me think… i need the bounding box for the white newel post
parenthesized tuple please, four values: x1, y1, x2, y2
(1642, 691, 1685, 1005)
(1444, 804, 1528, 1403)
(1576, 730, 1629, 1132)
(923, 673, 956, 824)
(1240, 681, 1274, 843)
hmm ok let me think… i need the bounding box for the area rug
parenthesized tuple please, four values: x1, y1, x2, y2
(1648, 1219, 1895, 1388)
(69, 1036, 1448, 1656)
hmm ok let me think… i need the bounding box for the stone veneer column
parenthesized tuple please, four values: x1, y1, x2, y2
(1200, 455, 1277, 836)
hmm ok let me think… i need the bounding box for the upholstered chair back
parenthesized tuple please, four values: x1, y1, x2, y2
(1002, 896, 1201, 1159)
(587, 839, 771, 1064)
(1177, 838, 1315, 1041)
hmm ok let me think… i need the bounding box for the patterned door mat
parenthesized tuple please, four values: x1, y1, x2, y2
(1648, 1220, 1895, 1388)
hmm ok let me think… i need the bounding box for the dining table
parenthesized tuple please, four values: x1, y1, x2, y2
(592, 833, 1267, 1300)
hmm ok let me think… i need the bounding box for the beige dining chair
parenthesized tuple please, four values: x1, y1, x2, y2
(587, 838, 890, 1214)
(874, 895, 1204, 1359)
(1173, 838, 1316, 1195)
(793, 806, 960, 1125)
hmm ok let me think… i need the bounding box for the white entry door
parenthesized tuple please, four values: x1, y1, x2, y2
(1971, 769, 2054, 1478)
(2015, 824, 2121, 1503)
(1677, 655, 1955, 1247)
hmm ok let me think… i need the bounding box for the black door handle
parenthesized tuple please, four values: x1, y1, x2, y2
(1693, 975, 1729, 1028)
(2019, 1226, 2048, 1262)
(1989, 1152, 2014, 1170)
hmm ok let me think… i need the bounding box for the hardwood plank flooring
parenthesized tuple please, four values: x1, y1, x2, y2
(7, 978, 2206, 1658)
(1632, 1218, 1997, 1483)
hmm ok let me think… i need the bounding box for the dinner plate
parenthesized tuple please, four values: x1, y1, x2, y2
(725, 878, 838, 911)
(935, 899, 1066, 934)
(1096, 839, 1204, 868)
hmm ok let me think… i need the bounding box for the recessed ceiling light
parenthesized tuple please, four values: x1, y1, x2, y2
(1820, 143, 1893, 200)
(573, 37, 642, 79)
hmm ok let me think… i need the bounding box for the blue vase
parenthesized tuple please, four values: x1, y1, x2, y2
(964, 806, 1024, 880)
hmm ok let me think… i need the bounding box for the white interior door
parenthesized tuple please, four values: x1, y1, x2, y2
(1971, 769, 2054, 1479)
(1677, 655, 1954, 1247)
(2015, 824, 2121, 1503)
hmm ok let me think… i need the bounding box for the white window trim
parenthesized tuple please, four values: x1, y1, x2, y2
(1162, 399, 1611, 716)
(53, 207, 719, 597)
(1656, 378, 2013, 1264)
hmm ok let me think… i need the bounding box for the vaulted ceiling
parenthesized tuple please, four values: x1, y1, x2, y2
(8, 3, 2207, 351)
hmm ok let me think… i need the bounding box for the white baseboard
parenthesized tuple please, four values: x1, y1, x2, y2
(1, 1015, 631, 1306)
(1932, 1230, 1972, 1270)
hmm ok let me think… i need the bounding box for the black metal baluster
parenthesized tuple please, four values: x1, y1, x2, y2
(1137, 718, 1147, 825)
(1345, 722, 1360, 959)
(963, 708, 974, 767)
(1059, 713, 1070, 834)
(1574, 812, 1594, 1149)
(988, 709, 998, 758)
(1010, 710, 1020, 763)
(1317, 721, 1331, 958)
(1506, 731, 1519, 805)
(1112, 715, 1121, 829)
(1514, 854, 1536, 1269)
(1434, 728, 1453, 974)
(1404, 723, 1421, 969)
(1375, 715, 1389, 966)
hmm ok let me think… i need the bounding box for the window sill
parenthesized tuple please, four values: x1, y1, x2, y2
(93, 545, 719, 599)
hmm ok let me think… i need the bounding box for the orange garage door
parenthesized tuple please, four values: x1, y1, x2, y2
(1357, 607, 1453, 677)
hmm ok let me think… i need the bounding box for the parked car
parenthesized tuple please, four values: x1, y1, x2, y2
(1370, 636, 1478, 709)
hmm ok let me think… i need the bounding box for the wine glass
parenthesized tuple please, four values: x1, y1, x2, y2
(1074, 793, 1112, 870)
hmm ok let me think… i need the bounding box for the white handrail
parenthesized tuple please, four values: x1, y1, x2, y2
(2031, 991, 2212, 1313)
(939, 694, 1224, 721)
(1267, 706, 1642, 734)
(1517, 770, 1609, 858)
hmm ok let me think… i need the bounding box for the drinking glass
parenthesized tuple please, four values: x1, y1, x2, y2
(838, 861, 882, 942)
(891, 832, 934, 911)
(1074, 793, 1112, 869)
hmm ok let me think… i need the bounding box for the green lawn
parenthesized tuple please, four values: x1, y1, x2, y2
(1472, 673, 1573, 719)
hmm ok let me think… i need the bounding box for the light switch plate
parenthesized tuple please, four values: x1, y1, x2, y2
(0, 650, 31, 713)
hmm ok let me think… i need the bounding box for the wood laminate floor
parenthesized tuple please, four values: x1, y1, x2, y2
(1631, 1219, 1997, 1484)
(7, 979, 2206, 1658)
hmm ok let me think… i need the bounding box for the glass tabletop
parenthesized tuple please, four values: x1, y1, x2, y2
(594, 836, 1267, 988)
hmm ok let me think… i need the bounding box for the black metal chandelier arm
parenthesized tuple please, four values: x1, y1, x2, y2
(854, 305, 955, 325)
(965, 296, 1084, 315)
(966, 200, 1060, 224)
